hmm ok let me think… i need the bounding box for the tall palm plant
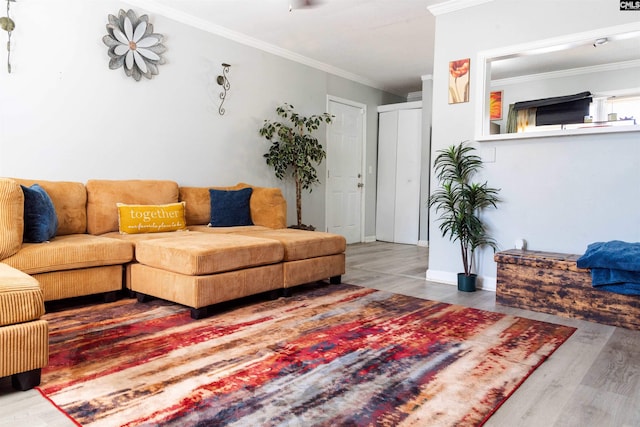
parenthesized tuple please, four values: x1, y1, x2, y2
(429, 142, 500, 278)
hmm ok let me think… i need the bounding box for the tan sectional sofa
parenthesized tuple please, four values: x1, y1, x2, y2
(0, 177, 346, 390)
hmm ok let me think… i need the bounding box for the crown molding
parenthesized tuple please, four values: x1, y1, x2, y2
(407, 91, 423, 101)
(491, 59, 640, 86)
(123, 0, 404, 96)
(427, 0, 494, 16)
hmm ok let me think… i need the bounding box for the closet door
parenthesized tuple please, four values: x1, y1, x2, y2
(375, 111, 398, 243)
(393, 108, 422, 245)
(375, 106, 422, 244)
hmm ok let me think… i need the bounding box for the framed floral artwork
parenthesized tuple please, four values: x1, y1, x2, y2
(490, 90, 503, 120)
(448, 58, 470, 104)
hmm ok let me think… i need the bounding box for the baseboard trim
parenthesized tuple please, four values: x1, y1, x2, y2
(417, 240, 429, 247)
(364, 235, 377, 243)
(426, 269, 456, 285)
(426, 269, 496, 292)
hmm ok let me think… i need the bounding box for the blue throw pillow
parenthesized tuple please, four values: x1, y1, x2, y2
(21, 184, 59, 243)
(208, 188, 253, 227)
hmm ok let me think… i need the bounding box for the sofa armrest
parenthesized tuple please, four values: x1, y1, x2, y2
(0, 263, 44, 326)
(0, 178, 24, 259)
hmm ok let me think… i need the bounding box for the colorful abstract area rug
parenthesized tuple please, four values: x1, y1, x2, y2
(37, 283, 575, 427)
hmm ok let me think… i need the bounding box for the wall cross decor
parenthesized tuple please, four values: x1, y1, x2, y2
(217, 63, 231, 115)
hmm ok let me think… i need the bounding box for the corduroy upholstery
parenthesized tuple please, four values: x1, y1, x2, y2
(2, 177, 344, 325)
(131, 262, 283, 309)
(86, 179, 180, 235)
(12, 178, 87, 235)
(0, 263, 48, 390)
(179, 183, 287, 229)
(0, 178, 24, 259)
(0, 263, 44, 326)
(2, 234, 133, 275)
(233, 229, 346, 261)
(134, 233, 284, 276)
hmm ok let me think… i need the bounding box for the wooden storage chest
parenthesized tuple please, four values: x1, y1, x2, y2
(495, 249, 640, 330)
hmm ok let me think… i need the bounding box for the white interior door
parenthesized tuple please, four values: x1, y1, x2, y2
(393, 109, 422, 244)
(326, 98, 365, 244)
(375, 111, 398, 242)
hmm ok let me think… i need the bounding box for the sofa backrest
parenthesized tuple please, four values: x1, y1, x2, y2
(12, 178, 88, 236)
(86, 180, 179, 235)
(179, 183, 287, 229)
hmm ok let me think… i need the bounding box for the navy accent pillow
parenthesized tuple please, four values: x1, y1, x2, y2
(21, 184, 59, 243)
(208, 188, 253, 227)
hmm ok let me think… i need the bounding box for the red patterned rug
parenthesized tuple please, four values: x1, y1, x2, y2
(37, 283, 575, 426)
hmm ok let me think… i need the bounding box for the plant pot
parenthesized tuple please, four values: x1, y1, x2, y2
(457, 273, 477, 292)
(288, 224, 316, 231)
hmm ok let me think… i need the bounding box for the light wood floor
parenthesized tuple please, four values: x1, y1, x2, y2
(1, 242, 638, 426)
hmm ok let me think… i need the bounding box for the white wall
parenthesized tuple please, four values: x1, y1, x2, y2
(0, 0, 402, 235)
(428, 0, 640, 289)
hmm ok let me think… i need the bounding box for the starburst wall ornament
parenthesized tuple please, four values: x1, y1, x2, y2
(102, 9, 166, 81)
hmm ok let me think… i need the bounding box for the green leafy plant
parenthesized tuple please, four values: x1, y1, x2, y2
(429, 141, 500, 276)
(259, 103, 333, 229)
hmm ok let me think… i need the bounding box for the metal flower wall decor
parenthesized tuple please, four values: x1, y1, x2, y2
(102, 9, 166, 81)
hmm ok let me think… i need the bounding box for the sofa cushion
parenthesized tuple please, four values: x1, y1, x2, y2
(209, 188, 253, 227)
(236, 183, 287, 229)
(179, 184, 287, 229)
(117, 202, 187, 234)
(21, 184, 59, 243)
(179, 185, 240, 226)
(0, 178, 24, 259)
(237, 182, 287, 228)
(86, 180, 179, 235)
(2, 234, 133, 275)
(0, 263, 44, 326)
(13, 178, 87, 236)
(134, 233, 283, 276)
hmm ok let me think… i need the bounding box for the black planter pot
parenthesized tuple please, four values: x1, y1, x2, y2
(457, 273, 477, 292)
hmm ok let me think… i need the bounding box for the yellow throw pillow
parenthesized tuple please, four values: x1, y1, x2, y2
(117, 202, 187, 234)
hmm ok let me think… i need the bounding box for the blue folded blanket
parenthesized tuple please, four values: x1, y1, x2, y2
(577, 241, 640, 296)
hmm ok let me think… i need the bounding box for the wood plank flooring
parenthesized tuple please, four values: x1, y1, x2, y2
(1, 242, 638, 426)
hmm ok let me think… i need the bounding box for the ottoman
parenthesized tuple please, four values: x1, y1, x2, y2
(0, 263, 49, 390)
(234, 229, 346, 290)
(130, 233, 284, 319)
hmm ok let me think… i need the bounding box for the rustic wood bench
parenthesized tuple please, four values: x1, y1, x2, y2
(494, 249, 640, 330)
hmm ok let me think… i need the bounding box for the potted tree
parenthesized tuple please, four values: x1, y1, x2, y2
(259, 103, 333, 230)
(428, 141, 500, 292)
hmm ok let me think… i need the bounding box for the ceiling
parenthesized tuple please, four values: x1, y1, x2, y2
(129, 0, 444, 96)
(126, 0, 639, 97)
(491, 32, 640, 81)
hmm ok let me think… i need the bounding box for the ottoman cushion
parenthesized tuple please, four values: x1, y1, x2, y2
(135, 233, 284, 276)
(235, 229, 346, 261)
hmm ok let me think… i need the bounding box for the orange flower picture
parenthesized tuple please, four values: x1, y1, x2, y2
(490, 91, 503, 120)
(448, 58, 470, 104)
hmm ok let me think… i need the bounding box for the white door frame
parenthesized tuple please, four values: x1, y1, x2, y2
(325, 95, 367, 243)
